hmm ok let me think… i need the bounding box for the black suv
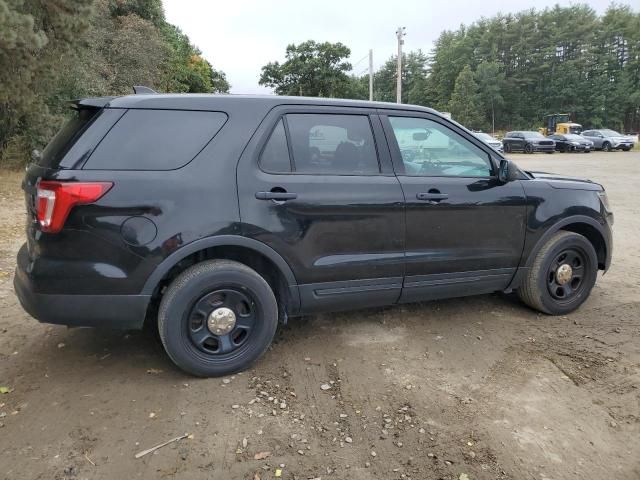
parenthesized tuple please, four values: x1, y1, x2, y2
(503, 131, 556, 154)
(14, 91, 613, 377)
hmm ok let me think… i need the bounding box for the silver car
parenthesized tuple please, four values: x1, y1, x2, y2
(582, 129, 635, 151)
(473, 132, 504, 153)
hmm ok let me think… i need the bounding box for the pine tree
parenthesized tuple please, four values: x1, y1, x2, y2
(448, 66, 486, 130)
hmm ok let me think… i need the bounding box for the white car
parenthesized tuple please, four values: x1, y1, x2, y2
(582, 129, 635, 151)
(473, 132, 504, 153)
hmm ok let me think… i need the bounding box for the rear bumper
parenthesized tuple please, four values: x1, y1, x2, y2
(14, 244, 149, 329)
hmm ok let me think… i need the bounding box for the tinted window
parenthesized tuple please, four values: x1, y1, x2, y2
(39, 108, 100, 168)
(85, 110, 227, 170)
(286, 114, 379, 175)
(259, 119, 291, 172)
(389, 116, 492, 177)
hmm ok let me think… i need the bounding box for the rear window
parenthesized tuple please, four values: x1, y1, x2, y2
(84, 109, 227, 170)
(39, 108, 100, 168)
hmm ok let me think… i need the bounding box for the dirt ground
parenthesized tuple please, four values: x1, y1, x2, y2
(0, 151, 638, 480)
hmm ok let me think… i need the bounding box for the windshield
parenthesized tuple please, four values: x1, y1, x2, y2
(565, 134, 585, 141)
(474, 133, 494, 141)
(523, 132, 545, 139)
(601, 129, 622, 136)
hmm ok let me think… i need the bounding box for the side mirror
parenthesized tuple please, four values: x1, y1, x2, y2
(498, 159, 510, 183)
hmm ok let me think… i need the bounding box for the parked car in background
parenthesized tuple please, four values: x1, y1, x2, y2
(582, 129, 636, 151)
(548, 134, 593, 153)
(503, 131, 555, 154)
(473, 132, 504, 153)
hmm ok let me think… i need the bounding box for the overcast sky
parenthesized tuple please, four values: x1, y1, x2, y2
(163, 0, 618, 94)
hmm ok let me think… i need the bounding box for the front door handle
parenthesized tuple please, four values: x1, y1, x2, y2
(255, 191, 298, 201)
(416, 192, 448, 202)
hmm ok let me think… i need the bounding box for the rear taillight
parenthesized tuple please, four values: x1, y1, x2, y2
(36, 181, 113, 233)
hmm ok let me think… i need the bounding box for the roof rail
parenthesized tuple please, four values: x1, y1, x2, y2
(133, 85, 157, 95)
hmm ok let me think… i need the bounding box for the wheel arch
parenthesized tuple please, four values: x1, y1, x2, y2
(526, 216, 608, 269)
(142, 235, 300, 317)
(507, 215, 610, 291)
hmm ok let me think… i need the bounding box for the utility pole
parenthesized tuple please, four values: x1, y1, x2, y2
(396, 27, 406, 103)
(368, 49, 374, 101)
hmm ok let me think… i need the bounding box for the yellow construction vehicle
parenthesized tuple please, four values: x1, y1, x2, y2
(539, 113, 582, 136)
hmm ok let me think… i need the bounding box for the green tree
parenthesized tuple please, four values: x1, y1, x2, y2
(0, 0, 229, 166)
(370, 51, 430, 104)
(448, 65, 486, 130)
(0, 0, 93, 158)
(474, 61, 505, 133)
(259, 40, 352, 97)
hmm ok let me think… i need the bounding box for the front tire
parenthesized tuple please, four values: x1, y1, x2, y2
(158, 260, 278, 377)
(524, 143, 534, 154)
(518, 231, 598, 315)
(504, 143, 511, 153)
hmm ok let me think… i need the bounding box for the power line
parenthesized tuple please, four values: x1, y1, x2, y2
(350, 53, 369, 72)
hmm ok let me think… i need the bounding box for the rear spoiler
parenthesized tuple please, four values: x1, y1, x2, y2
(69, 97, 116, 109)
(70, 86, 157, 110)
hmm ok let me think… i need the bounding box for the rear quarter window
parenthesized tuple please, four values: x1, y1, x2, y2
(83, 109, 227, 170)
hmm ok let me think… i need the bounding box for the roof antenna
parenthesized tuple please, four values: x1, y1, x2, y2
(133, 86, 157, 95)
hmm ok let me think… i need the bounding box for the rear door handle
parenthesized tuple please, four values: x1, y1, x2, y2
(416, 192, 448, 201)
(255, 191, 298, 201)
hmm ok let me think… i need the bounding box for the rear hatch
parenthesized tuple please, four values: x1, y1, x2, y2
(23, 102, 110, 256)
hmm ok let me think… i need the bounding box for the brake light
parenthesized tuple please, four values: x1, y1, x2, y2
(36, 181, 113, 233)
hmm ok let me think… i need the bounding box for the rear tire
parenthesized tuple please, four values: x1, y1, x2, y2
(518, 231, 598, 315)
(504, 143, 511, 153)
(602, 141, 612, 152)
(158, 260, 278, 377)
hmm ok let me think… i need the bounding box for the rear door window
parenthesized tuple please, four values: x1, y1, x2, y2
(259, 119, 292, 173)
(285, 114, 380, 175)
(84, 109, 227, 170)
